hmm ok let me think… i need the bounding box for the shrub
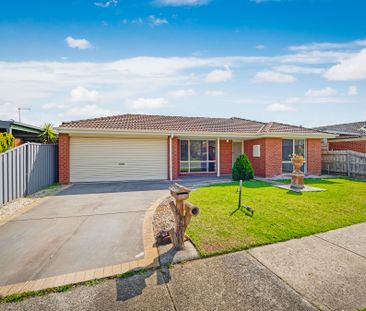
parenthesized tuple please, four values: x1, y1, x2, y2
(232, 154, 254, 181)
(0, 132, 15, 153)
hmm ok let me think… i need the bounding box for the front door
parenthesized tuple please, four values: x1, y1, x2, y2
(232, 142, 242, 165)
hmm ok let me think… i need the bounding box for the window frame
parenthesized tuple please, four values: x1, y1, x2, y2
(282, 139, 307, 173)
(180, 139, 217, 173)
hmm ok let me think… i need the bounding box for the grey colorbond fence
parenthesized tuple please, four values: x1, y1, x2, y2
(322, 150, 366, 178)
(0, 143, 58, 205)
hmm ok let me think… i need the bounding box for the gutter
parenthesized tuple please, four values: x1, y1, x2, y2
(57, 127, 336, 139)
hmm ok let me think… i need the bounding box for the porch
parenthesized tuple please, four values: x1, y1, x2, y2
(167, 136, 322, 180)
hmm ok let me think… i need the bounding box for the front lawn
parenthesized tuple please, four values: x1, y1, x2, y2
(187, 178, 366, 256)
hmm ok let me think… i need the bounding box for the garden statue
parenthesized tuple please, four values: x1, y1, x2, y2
(290, 153, 305, 189)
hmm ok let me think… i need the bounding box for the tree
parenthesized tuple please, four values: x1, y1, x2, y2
(39, 123, 58, 144)
(232, 154, 254, 181)
(0, 132, 15, 153)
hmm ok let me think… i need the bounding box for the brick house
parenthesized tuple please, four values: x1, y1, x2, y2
(57, 114, 333, 184)
(315, 121, 366, 154)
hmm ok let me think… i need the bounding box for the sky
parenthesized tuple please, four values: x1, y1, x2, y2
(0, 0, 366, 128)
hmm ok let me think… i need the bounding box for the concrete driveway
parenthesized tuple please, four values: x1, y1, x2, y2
(0, 181, 169, 287)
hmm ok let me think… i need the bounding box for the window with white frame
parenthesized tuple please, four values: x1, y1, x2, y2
(253, 145, 261, 157)
(180, 140, 216, 173)
(282, 139, 306, 173)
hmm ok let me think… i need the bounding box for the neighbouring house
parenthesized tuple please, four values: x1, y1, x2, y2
(0, 120, 43, 146)
(57, 114, 334, 184)
(315, 121, 366, 154)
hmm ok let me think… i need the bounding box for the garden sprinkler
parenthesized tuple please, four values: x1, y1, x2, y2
(231, 180, 254, 217)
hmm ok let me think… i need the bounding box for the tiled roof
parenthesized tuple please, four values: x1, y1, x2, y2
(315, 121, 366, 137)
(59, 114, 324, 135)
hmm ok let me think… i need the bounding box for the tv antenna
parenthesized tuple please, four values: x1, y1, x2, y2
(17, 108, 31, 123)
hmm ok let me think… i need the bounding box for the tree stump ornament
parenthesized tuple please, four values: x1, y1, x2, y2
(168, 183, 199, 250)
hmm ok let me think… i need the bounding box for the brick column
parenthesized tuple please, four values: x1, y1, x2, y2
(307, 139, 322, 175)
(58, 133, 70, 184)
(219, 140, 233, 175)
(172, 137, 179, 180)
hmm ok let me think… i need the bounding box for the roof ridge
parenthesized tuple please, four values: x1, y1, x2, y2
(314, 120, 366, 129)
(231, 117, 267, 126)
(60, 113, 268, 126)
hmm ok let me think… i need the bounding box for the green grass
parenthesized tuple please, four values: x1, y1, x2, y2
(0, 267, 155, 304)
(0, 279, 103, 304)
(187, 178, 366, 256)
(117, 268, 148, 279)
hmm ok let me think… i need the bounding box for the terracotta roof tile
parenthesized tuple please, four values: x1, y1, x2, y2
(59, 113, 323, 135)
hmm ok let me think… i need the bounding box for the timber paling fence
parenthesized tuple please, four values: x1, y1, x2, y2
(0, 143, 58, 205)
(322, 150, 366, 178)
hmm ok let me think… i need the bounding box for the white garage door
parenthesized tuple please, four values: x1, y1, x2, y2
(70, 137, 167, 182)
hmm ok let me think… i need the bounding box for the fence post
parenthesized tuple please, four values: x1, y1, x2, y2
(346, 151, 351, 177)
(25, 143, 30, 196)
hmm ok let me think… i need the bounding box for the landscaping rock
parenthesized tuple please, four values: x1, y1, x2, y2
(152, 197, 175, 238)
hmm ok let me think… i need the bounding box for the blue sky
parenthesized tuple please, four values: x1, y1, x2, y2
(1, 0, 366, 127)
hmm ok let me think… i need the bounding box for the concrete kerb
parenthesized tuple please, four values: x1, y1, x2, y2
(0, 194, 165, 298)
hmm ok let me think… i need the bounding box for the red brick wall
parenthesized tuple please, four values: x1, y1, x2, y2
(58, 133, 70, 184)
(245, 139, 266, 177)
(220, 140, 232, 175)
(244, 138, 282, 177)
(329, 140, 366, 154)
(264, 138, 282, 177)
(307, 139, 322, 175)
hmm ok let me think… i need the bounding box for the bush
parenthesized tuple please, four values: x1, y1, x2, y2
(0, 132, 15, 153)
(232, 154, 254, 181)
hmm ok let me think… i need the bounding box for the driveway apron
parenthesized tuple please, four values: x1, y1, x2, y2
(0, 181, 169, 286)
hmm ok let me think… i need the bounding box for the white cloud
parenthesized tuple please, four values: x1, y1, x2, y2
(128, 98, 168, 109)
(266, 103, 295, 112)
(205, 66, 233, 83)
(65, 36, 92, 50)
(42, 103, 69, 109)
(252, 71, 296, 83)
(324, 49, 366, 80)
(64, 104, 119, 119)
(154, 0, 210, 6)
(168, 89, 196, 98)
(273, 65, 324, 74)
(348, 85, 358, 96)
(302, 97, 349, 104)
(250, 0, 282, 3)
(286, 97, 301, 104)
(94, 0, 118, 7)
(266, 97, 299, 112)
(0, 102, 18, 120)
(148, 15, 169, 27)
(279, 50, 352, 65)
(306, 87, 338, 97)
(70, 86, 100, 103)
(256, 44, 265, 50)
(289, 39, 366, 52)
(205, 90, 224, 96)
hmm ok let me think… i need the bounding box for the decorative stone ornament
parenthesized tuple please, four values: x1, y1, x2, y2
(290, 154, 305, 189)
